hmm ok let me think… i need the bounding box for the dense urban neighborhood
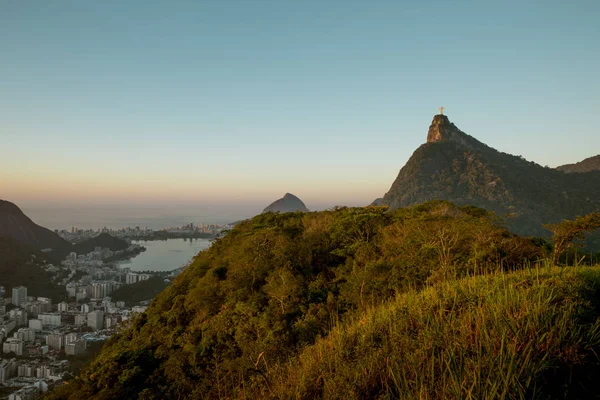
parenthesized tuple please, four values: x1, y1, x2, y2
(0, 222, 230, 399)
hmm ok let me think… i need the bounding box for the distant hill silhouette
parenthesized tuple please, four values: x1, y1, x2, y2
(375, 115, 600, 237)
(0, 200, 71, 257)
(262, 193, 309, 213)
(72, 232, 129, 254)
(556, 155, 600, 173)
(0, 200, 132, 260)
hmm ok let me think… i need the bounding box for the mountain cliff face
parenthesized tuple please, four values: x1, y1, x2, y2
(377, 115, 600, 236)
(556, 155, 600, 173)
(0, 200, 71, 255)
(262, 193, 309, 213)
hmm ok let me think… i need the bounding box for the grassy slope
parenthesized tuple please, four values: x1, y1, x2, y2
(243, 266, 600, 400)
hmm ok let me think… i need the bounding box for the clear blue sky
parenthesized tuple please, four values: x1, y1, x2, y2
(1, 0, 599, 213)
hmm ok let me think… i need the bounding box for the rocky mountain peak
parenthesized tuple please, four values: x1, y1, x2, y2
(425, 114, 486, 150)
(427, 114, 461, 143)
(263, 193, 309, 213)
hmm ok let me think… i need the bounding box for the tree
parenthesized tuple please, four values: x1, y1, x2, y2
(544, 213, 600, 265)
(263, 267, 302, 314)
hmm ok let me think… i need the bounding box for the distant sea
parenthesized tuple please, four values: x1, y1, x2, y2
(21, 205, 255, 231)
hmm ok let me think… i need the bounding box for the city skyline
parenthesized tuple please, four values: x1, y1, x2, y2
(2, 0, 599, 209)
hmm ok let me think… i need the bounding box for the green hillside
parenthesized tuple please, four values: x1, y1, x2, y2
(243, 265, 600, 399)
(45, 202, 573, 399)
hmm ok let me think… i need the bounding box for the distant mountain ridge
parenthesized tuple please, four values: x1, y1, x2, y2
(556, 155, 600, 173)
(0, 200, 131, 259)
(262, 193, 309, 213)
(0, 199, 71, 256)
(375, 114, 600, 237)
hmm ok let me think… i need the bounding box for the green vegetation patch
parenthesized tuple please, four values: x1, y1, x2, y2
(246, 266, 600, 399)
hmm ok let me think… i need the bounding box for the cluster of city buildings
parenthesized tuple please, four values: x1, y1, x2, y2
(57, 226, 154, 242)
(1, 225, 205, 398)
(160, 222, 226, 235)
(0, 282, 149, 398)
(56, 221, 230, 242)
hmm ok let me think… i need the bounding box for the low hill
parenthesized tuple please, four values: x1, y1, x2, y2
(556, 154, 600, 173)
(376, 115, 600, 237)
(48, 203, 562, 399)
(0, 200, 71, 257)
(72, 233, 129, 254)
(0, 236, 67, 302)
(262, 193, 309, 213)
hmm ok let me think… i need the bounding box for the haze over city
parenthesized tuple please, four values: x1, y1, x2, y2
(2, 0, 599, 217)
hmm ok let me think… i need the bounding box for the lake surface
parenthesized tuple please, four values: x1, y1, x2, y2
(118, 238, 212, 272)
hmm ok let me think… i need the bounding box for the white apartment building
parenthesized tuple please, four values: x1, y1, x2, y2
(28, 319, 42, 331)
(38, 313, 61, 328)
(11, 286, 27, 307)
(3, 338, 24, 356)
(87, 310, 104, 330)
(126, 272, 151, 284)
(15, 328, 36, 343)
(45, 333, 63, 351)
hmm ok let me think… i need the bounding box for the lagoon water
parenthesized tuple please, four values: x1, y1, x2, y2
(118, 238, 212, 272)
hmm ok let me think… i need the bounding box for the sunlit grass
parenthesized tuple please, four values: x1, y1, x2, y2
(243, 264, 600, 399)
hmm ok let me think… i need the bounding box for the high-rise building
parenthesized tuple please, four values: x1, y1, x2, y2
(57, 302, 69, 313)
(0, 359, 17, 384)
(45, 333, 63, 350)
(28, 319, 42, 331)
(9, 309, 27, 327)
(38, 313, 61, 328)
(14, 328, 36, 343)
(17, 363, 35, 378)
(11, 286, 27, 307)
(87, 310, 104, 330)
(2, 338, 24, 356)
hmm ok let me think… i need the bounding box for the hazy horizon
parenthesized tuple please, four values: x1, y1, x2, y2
(15, 197, 374, 230)
(2, 0, 599, 207)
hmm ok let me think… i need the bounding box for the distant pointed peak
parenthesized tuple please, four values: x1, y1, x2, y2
(262, 193, 308, 214)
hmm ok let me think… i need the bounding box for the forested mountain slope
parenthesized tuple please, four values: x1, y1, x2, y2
(377, 115, 600, 237)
